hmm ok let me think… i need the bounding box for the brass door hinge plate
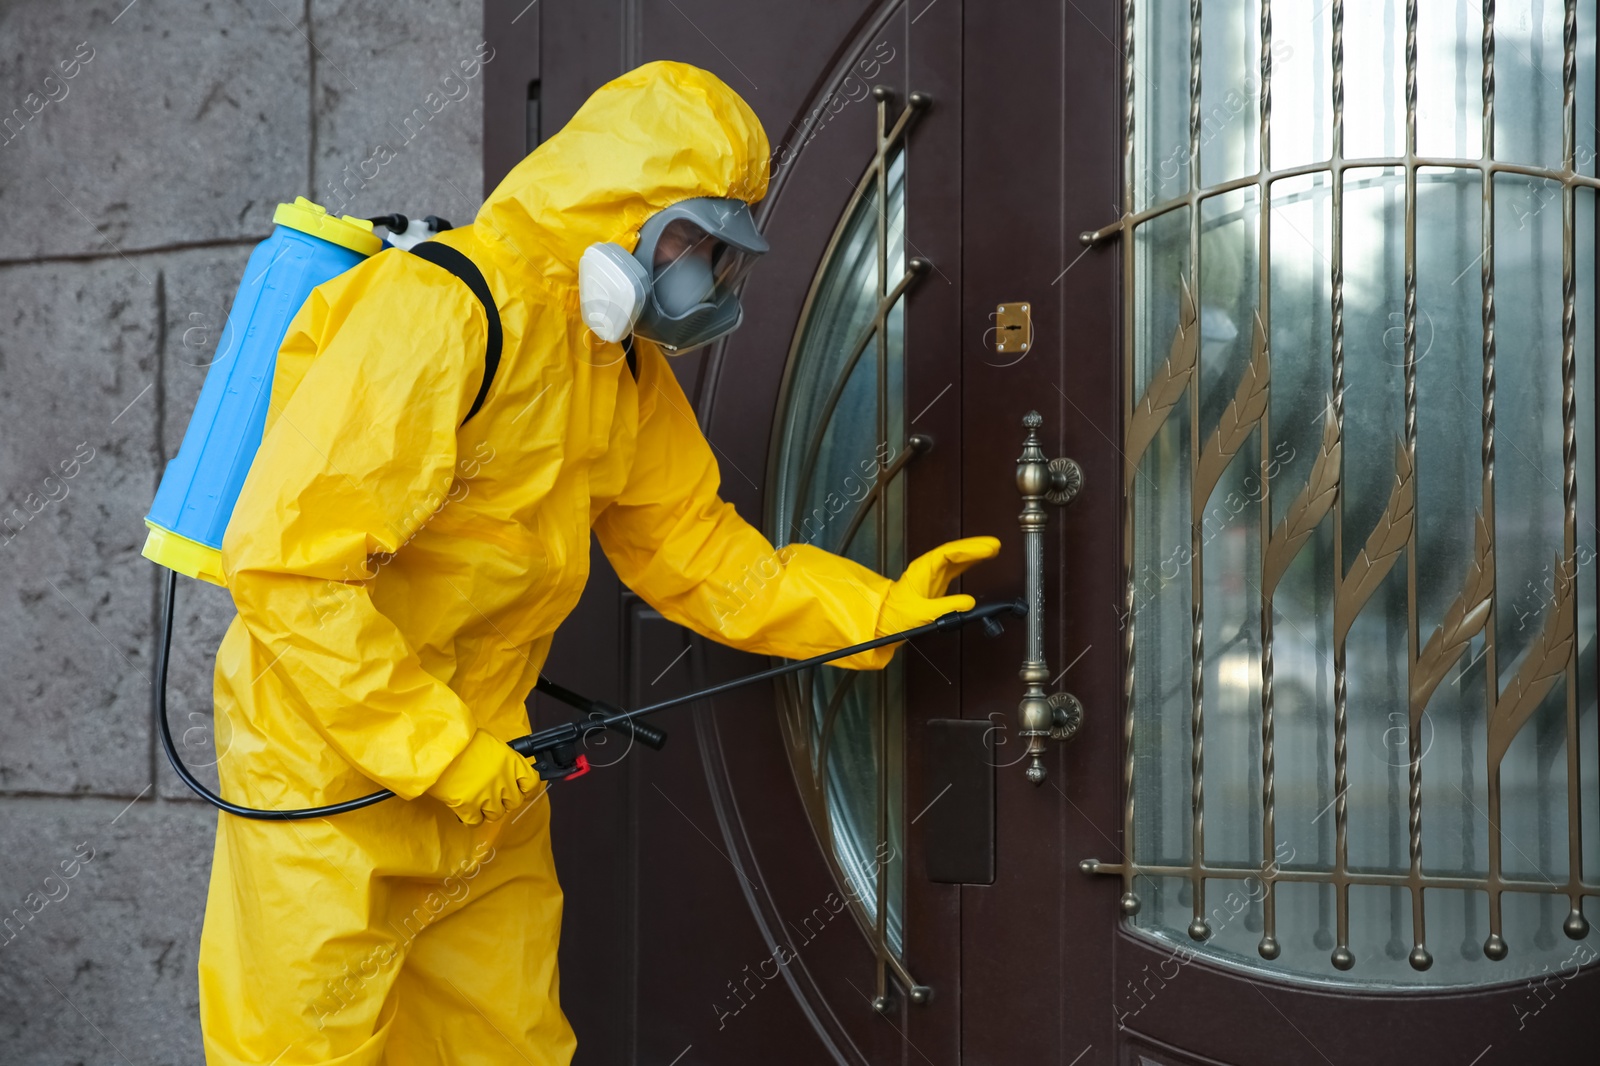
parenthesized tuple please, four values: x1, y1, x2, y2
(994, 301, 1032, 354)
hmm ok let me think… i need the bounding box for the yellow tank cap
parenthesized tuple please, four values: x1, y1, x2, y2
(143, 522, 228, 588)
(272, 196, 383, 257)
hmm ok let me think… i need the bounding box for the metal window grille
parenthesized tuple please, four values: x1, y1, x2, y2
(1082, 0, 1599, 979)
(767, 89, 930, 1005)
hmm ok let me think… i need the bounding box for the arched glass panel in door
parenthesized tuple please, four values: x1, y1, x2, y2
(1084, 0, 1600, 987)
(767, 91, 926, 999)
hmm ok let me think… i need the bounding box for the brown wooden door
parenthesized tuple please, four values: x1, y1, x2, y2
(486, 1, 1599, 1063)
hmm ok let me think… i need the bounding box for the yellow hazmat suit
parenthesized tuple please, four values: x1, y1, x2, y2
(198, 60, 998, 1064)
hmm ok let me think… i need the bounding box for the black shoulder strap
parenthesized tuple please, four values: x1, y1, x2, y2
(408, 242, 503, 425)
(623, 334, 639, 381)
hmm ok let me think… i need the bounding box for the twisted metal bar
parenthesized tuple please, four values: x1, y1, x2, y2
(1482, 0, 1496, 500)
(1401, 0, 1431, 973)
(1190, 583, 1208, 940)
(871, 88, 891, 1008)
(1256, 0, 1280, 962)
(1480, 0, 1508, 965)
(1184, 0, 1209, 941)
(1328, 0, 1354, 973)
(1558, 0, 1589, 943)
(1119, 0, 1141, 919)
(1190, 0, 1202, 197)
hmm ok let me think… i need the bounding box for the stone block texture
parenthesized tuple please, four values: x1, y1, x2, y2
(0, 0, 310, 259)
(0, 1, 483, 1059)
(0, 797, 215, 1066)
(311, 0, 491, 227)
(0, 256, 160, 797)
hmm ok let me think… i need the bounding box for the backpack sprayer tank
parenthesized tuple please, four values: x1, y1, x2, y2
(142, 197, 382, 586)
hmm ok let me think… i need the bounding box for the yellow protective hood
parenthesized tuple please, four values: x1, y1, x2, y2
(474, 60, 771, 291)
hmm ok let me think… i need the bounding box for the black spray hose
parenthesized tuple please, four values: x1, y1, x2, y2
(155, 567, 1025, 820)
(155, 569, 392, 820)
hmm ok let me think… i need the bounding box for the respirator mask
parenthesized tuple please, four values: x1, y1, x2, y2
(578, 196, 768, 354)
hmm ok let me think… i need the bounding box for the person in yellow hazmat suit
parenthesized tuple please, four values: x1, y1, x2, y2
(197, 60, 999, 1065)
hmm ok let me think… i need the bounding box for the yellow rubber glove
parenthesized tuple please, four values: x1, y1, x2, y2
(839, 536, 1002, 669)
(426, 731, 539, 825)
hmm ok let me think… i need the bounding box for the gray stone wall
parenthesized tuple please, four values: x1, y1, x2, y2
(0, 3, 485, 1061)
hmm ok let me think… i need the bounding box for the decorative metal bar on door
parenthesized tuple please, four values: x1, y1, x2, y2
(1081, 0, 1600, 983)
(767, 88, 931, 1007)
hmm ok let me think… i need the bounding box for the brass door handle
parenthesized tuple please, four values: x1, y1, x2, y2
(1015, 411, 1084, 784)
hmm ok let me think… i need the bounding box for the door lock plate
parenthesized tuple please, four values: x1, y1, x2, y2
(994, 301, 1032, 354)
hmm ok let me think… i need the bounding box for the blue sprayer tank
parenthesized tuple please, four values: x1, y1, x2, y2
(142, 198, 382, 586)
